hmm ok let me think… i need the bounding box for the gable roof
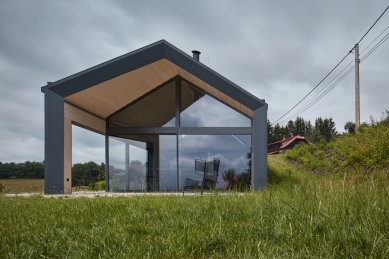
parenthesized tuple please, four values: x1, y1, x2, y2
(41, 40, 265, 114)
(268, 135, 309, 148)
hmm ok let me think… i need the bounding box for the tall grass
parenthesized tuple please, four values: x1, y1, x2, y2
(287, 120, 389, 175)
(0, 179, 44, 194)
(1, 156, 389, 258)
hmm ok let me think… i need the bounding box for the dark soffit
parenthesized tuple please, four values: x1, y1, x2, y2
(41, 40, 266, 110)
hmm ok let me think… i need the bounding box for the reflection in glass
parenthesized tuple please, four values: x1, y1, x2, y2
(178, 135, 251, 190)
(110, 79, 176, 127)
(108, 135, 177, 192)
(158, 135, 177, 191)
(108, 136, 148, 191)
(180, 80, 251, 127)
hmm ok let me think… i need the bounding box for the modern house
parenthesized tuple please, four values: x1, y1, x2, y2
(41, 40, 268, 194)
(267, 135, 309, 155)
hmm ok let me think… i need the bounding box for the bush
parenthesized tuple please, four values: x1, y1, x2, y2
(0, 183, 8, 194)
(94, 181, 105, 191)
(287, 116, 389, 173)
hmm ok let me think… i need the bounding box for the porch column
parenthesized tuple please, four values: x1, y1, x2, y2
(251, 103, 268, 191)
(44, 89, 65, 194)
(64, 118, 72, 194)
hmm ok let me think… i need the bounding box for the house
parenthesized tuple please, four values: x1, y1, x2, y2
(267, 135, 309, 154)
(41, 40, 268, 194)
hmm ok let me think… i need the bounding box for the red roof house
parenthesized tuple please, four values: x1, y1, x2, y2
(267, 135, 310, 155)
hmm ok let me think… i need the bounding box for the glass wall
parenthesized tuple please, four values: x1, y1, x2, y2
(108, 135, 177, 192)
(180, 80, 251, 127)
(108, 136, 148, 191)
(178, 135, 251, 190)
(158, 135, 177, 191)
(110, 79, 176, 127)
(107, 77, 253, 192)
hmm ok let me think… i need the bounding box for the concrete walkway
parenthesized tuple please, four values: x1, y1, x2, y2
(4, 190, 238, 198)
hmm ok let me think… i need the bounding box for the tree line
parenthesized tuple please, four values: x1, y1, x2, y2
(0, 160, 105, 183)
(0, 161, 44, 179)
(268, 116, 338, 144)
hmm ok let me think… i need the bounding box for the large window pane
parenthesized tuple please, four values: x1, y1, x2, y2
(178, 135, 251, 190)
(158, 135, 177, 191)
(108, 136, 148, 191)
(110, 79, 176, 127)
(108, 135, 177, 192)
(180, 81, 251, 127)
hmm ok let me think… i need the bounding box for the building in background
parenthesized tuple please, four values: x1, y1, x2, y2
(267, 135, 310, 155)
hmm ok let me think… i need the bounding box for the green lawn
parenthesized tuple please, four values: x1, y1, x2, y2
(1, 155, 388, 258)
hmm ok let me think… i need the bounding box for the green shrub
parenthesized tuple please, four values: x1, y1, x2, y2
(94, 181, 105, 191)
(0, 183, 7, 194)
(287, 119, 389, 173)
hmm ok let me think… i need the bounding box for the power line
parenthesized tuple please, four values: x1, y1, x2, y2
(276, 31, 389, 125)
(360, 25, 389, 54)
(271, 51, 352, 125)
(356, 6, 389, 45)
(271, 6, 389, 125)
(361, 32, 389, 62)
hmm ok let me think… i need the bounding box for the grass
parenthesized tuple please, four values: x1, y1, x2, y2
(0, 179, 44, 194)
(286, 120, 389, 175)
(1, 155, 389, 258)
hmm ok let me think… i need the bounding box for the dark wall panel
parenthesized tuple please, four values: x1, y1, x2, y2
(44, 89, 64, 193)
(252, 103, 268, 191)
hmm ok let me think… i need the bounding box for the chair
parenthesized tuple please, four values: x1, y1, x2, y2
(183, 159, 205, 194)
(183, 158, 220, 195)
(201, 158, 220, 190)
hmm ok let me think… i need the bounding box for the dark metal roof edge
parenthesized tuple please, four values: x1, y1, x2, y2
(41, 40, 167, 91)
(40, 39, 266, 110)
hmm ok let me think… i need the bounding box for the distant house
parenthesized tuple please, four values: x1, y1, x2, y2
(267, 135, 310, 155)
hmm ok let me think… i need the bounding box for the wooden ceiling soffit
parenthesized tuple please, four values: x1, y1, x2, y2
(64, 103, 106, 134)
(65, 59, 178, 118)
(65, 58, 253, 119)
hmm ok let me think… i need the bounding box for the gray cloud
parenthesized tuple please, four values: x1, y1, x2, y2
(0, 0, 388, 163)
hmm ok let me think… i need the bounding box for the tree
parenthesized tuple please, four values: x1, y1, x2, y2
(72, 161, 105, 186)
(344, 121, 356, 134)
(272, 123, 283, 143)
(287, 120, 295, 136)
(267, 119, 274, 143)
(314, 117, 337, 142)
(294, 117, 306, 136)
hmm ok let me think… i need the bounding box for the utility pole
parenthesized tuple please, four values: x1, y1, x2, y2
(355, 44, 360, 127)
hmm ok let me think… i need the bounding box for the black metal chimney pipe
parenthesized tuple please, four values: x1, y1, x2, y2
(192, 50, 201, 61)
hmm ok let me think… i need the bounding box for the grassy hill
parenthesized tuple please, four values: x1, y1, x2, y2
(1, 120, 388, 258)
(286, 117, 389, 179)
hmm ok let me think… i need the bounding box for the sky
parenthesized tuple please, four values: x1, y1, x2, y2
(0, 0, 388, 164)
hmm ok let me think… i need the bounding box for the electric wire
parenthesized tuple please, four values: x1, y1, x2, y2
(356, 6, 389, 45)
(360, 25, 389, 54)
(282, 28, 389, 123)
(271, 51, 352, 125)
(276, 31, 389, 124)
(271, 6, 389, 125)
(361, 31, 389, 62)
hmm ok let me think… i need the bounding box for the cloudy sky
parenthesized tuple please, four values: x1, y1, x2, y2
(0, 0, 388, 164)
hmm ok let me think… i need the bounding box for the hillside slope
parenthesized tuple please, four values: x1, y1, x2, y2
(285, 119, 389, 178)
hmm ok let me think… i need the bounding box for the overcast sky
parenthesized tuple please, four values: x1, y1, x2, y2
(0, 0, 388, 164)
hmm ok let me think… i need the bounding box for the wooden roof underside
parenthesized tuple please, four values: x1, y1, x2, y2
(65, 59, 253, 119)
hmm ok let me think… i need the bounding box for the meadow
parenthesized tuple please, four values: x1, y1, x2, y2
(1, 154, 389, 258)
(0, 178, 44, 194)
